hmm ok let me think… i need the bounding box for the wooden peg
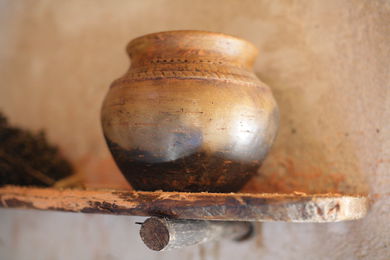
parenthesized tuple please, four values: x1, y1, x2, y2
(139, 217, 253, 251)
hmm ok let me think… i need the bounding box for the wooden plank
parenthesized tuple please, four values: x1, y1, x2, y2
(0, 186, 369, 222)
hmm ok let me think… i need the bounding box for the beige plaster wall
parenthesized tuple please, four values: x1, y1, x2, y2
(0, 0, 389, 259)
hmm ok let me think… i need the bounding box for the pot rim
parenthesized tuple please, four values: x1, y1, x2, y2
(126, 30, 259, 68)
(128, 30, 257, 51)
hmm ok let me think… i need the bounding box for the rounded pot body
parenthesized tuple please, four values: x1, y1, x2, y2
(101, 30, 279, 192)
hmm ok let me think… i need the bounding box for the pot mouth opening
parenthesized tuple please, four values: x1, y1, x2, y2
(126, 30, 259, 69)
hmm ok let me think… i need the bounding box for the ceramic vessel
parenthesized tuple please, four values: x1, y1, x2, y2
(101, 30, 279, 192)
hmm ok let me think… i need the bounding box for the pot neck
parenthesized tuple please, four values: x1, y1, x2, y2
(126, 30, 258, 70)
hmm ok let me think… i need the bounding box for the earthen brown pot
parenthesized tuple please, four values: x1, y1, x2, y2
(101, 30, 279, 192)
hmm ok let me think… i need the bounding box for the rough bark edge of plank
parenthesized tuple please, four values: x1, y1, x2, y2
(0, 186, 369, 222)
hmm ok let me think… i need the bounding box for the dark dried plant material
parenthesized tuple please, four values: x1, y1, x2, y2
(0, 112, 73, 186)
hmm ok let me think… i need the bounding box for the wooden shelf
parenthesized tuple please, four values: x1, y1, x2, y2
(0, 186, 368, 222)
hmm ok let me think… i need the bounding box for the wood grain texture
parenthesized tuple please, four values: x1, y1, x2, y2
(0, 186, 368, 222)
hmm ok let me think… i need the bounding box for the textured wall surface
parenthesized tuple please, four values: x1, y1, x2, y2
(0, 0, 389, 259)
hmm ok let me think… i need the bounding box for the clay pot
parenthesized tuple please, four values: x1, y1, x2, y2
(101, 30, 279, 192)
